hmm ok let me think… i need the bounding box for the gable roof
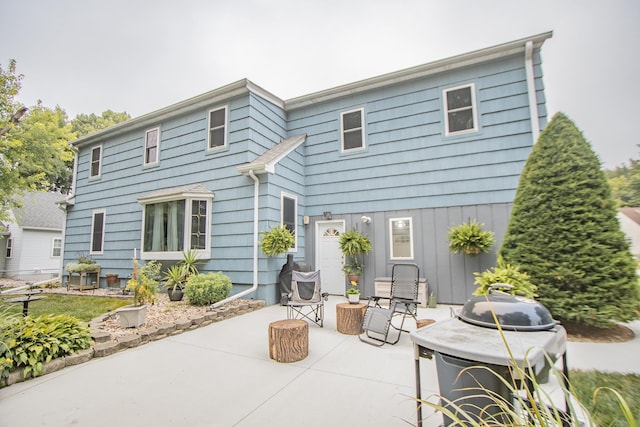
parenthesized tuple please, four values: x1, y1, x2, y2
(12, 192, 65, 230)
(237, 134, 307, 175)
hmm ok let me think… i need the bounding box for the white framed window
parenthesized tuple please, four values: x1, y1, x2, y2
(340, 108, 365, 152)
(6, 238, 13, 258)
(281, 192, 297, 251)
(90, 210, 106, 255)
(207, 106, 227, 150)
(144, 127, 160, 165)
(140, 189, 213, 260)
(389, 217, 414, 260)
(52, 238, 62, 257)
(443, 83, 478, 136)
(90, 145, 102, 178)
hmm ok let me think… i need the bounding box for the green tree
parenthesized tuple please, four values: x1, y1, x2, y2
(71, 110, 130, 137)
(500, 113, 639, 328)
(606, 155, 640, 207)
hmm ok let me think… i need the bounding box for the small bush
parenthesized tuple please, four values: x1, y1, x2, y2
(473, 256, 538, 298)
(184, 272, 232, 306)
(0, 314, 93, 379)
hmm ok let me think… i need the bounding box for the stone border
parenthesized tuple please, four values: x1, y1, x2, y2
(1, 299, 266, 388)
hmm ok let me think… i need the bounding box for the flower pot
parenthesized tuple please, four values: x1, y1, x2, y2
(117, 304, 147, 328)
(167, 288, 184, 301)
(106, 275, 119, 287)
(347, 274, 360, 283)
(347, 293, 360, 304)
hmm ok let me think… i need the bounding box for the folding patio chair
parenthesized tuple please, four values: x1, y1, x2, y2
(287, 270, 327, 327)
(359, 263, 420, 346)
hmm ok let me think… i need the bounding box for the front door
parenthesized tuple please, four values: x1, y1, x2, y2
(315, 220, 345, 295)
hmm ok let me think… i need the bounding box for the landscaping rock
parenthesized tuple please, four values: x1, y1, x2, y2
(93, 341, 121, 357)
(118, 334, 143, 348)
(42, 358, 66, 375)
(66, 348, 94, 366)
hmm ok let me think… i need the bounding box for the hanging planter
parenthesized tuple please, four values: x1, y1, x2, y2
(260, 225, 295, 257)
(447, 219, 494, 256)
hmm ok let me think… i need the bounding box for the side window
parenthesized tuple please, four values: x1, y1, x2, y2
(144, 128, 160, 165)
(340, 108, 365, 152)
(281, 193, 297, 250)
(6, 238, 12, 258)
(52, 238, 62, 257)
(389, 217, 414, 260)
(207, 106, 227, 150)
(443, 84, 478, 135)
(90, 146, 102, 178)
(90, 210, 105, 254)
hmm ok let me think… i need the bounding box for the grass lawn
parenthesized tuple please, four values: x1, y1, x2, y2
(570, 370, 640, 426)
(1, 294, 131, 322)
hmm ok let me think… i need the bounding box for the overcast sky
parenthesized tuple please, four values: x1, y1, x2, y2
(1, 0, 638, 169)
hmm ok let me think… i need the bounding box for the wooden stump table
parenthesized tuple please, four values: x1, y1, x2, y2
(336, 303, 366, 335)
(268, 319, 308, 363)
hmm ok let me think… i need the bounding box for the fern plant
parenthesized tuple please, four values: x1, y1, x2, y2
(260, 224, 295, 257)
(448, 219, 495, 255)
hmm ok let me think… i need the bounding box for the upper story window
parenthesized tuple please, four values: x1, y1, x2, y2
(90, 210, 105, 255)
(389, 217, 414, 260)
(281, 193, 297, 251)
(340, 108, 365, 152)
(139, 185, 213, 260)
(208, 106, 227, 150)
(52, 238, 62, 257)
(90, 146, 102, 178)
(144, 127, 159, 165)
(443, 84, 478, 136)
(6, 238, 13, 258)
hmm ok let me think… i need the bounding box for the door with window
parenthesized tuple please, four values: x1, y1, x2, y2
(315, 220, 345, 295)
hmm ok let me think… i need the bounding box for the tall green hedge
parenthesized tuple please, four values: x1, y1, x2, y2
(500, 113, 639, 328)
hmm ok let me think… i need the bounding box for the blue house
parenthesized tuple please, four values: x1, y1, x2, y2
(60, 32, 552, 305)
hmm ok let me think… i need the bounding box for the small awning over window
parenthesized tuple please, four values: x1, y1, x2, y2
(137, 183, 214, 204)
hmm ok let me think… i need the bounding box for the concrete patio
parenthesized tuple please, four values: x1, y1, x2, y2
(1, 296, 638, 426)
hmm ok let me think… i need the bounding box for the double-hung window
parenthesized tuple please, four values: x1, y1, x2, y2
(90, 210, 105, 254)
(340, 108, 365, 152)
(90, 146, 102, 178)
(389, 217, 414, 260)
(207, 106, 227, 150)
(52, 238, 62, 257)
(443, 84, 478, 135)
(144, 128, 159, 165)
(281, 193, 297, 251)
(139, 186, 213, 260)
(5, 238, 12, 258)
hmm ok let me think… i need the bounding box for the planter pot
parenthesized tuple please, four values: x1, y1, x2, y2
(117, 304, 147, 328)
(347, 293, 360, 304)
(428, 294, 437, 309)
(346, 274, 360, 283)
(106, 275, 119, 287)
(167, 288, 184, 301)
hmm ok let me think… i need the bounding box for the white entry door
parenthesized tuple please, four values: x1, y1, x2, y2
(315, 220, 346, 295)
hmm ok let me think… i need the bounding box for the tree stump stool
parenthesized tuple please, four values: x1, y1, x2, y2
(268, 319, 308, 363)
(336, 303, 366, 335)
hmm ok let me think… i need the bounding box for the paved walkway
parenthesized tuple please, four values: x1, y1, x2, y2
(1, 297, 638, 427)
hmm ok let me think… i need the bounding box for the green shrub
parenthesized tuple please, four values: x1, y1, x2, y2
(0, 314, 93, 380)
(473, 256, 538, 298)
(184, 272, 232, 306)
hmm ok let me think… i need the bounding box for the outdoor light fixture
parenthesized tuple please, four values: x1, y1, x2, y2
(361, 216, 372, 224)
(323, 211, 332, 220)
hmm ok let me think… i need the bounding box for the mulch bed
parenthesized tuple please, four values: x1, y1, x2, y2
(563, 321, 636, 343)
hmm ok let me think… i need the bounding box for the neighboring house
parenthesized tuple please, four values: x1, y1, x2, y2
(618, 208, 640, 258)
(0, 192, 65, 281)
(60, 32, 552, 305)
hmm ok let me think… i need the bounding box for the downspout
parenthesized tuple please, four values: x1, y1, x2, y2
(525, 40, 541, 143)
(211, 169, 260, 308)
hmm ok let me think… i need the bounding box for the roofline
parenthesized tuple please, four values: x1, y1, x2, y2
(71, 79, 285, 148)
(284, 31, 553, 109)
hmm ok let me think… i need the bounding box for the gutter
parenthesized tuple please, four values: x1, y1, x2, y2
(525, 40, 541, 143)
(210, 169, 260, 308)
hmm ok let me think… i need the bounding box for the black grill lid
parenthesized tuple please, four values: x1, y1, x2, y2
(458, 285, 556, 331)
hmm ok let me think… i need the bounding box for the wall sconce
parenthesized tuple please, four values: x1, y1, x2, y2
(361, 216, 372, 224)
(323, 211, 332, 220)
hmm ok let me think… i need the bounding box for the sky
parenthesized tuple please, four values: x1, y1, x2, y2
(1, 0, 638, 169)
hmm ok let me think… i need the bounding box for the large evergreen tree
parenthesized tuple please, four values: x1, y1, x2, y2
(500, 113, 639, 328)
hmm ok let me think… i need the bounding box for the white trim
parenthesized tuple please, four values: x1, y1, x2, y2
(281, 192, 298, 252)
(6, 237, 13, 258)
(443, 83, 478, 136)
(525, 40, 541, 143)
(144, 127, 160, 165)
(89, 145, 102, 178)
(389, 217, 414, 260)
(207, 105, 228, 151)
(90, 209, 106, 255)
(51, 237, 62, 258)
(340, 107, 366, 153)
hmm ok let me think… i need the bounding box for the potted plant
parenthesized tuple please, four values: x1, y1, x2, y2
(346, 280, 360, 304)
(447, 219, 495, 256)
(339, 228, 372, 283)
(65, 255, 101, 290)
(164, 250, 202, 301)
(260, 224, 295, 257)
(117, 260, 160, 328)
(105, 273, 119, 287)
